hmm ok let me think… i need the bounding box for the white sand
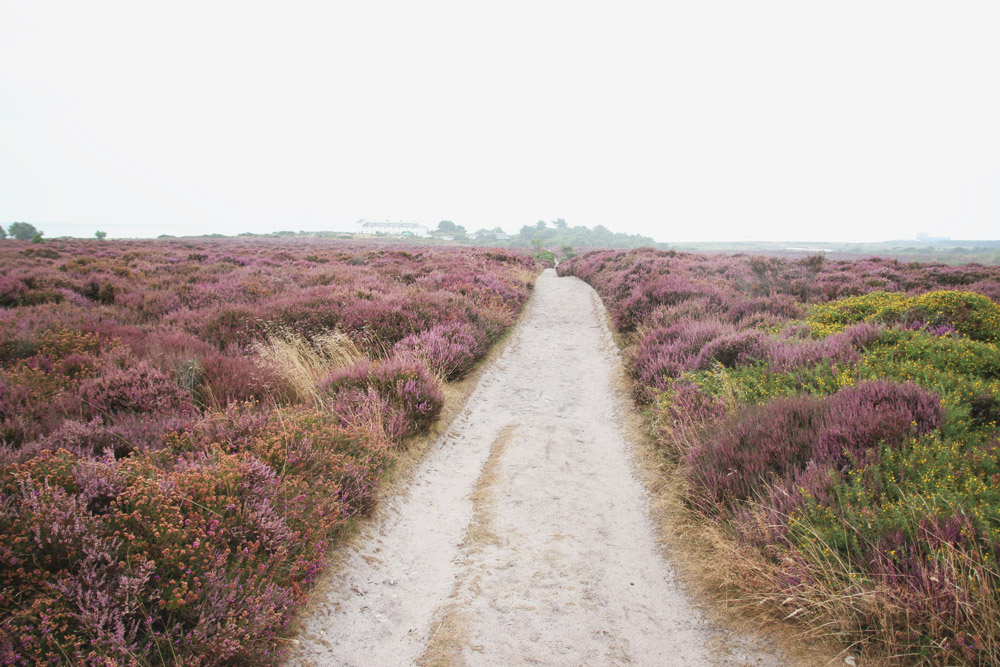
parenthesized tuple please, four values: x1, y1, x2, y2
(288, 269, 786, 666)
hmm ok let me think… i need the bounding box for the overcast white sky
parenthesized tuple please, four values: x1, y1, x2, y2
(2, 1, 998, 242)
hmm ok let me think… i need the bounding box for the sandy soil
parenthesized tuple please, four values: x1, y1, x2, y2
(288, 269, 788, 666)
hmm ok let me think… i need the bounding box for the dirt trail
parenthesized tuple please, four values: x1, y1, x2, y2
(289, 269, 786, 666)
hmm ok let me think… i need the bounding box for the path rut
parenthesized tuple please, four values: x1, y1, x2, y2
(288, 269, 785, 666)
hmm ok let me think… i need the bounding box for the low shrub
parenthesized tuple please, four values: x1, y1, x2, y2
(321, 359, 444, 441)
(630, 318, 735, 401)
(77, 351, 194, 419)
(0, 407, 391, 664)
(809, 289, 1000, 343)
(393, 321, 487, 380)
(694, 330, 772, 370)
(0, 238, 540, 664)
(560, 248, 1000, 664)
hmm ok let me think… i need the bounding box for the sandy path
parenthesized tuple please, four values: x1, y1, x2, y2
(288, 269, 785, 666)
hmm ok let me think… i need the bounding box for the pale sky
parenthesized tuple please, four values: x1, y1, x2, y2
(2, 1, 998, 242)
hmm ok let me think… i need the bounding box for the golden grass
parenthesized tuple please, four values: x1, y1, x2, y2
(703, 499, 1000, 665)
(253, 324, 363, 407)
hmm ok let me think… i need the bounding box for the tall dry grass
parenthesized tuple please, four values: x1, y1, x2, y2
(254, 324, 363, 407)
(706, 499, 1000, 665)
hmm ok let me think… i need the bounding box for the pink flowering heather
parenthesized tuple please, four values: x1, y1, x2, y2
(393, 321, 488, 380)
(562, 247, 1000, 663)
(321, 358, 445, 441)
(0, 238, 540, 664)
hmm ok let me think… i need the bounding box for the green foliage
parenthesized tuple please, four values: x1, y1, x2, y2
(95, 230, 107, 240)
(8, 222, 38, 241)
(434, 220, 466, 239)
(30, 232, 44, 244)
(431, 220, 467, 240)
(531, 249, 555, 264)
(0, 225, 6, 239)
(855, 329, 1000, 407)
(511, 220, 666, 250)
(683, 360, 851, 406)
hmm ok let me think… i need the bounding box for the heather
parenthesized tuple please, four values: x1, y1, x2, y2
(0, 237, 539, 664)
(559, 248, 1000, 664)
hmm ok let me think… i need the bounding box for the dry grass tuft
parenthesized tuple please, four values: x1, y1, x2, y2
(254, 324, 363, 407)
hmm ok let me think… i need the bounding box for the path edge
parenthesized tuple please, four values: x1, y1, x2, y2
(569, 272, 849, 667)
(281, 270, 544, 652)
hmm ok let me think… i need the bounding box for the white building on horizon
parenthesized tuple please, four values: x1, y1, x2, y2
(356, 220, 429, 237)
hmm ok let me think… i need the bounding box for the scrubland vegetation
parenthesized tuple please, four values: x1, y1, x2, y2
(559, 250, 1000, 664)
(671, 240, 1000, 266)
(0, 238, 538, 664)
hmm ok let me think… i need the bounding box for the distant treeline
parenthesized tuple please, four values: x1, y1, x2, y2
(498, 219, 667, 250)
(174, 222, 668, 251)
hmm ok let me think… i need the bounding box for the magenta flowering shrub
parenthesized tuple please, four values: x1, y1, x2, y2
(0, 238, 540, 664)
(335, 289, 469, 349)
(767, 330, 861, 372)
(558, 247, 1000, 309)
(693, 330, 772, 371)
(687, 381, 942, 511)
(76, 352, 194, 419)
(816, 380, 943, 466)
(6, 414, 190, 464)
(614, 274, 706, 331)
(725, 294, 805, 323)
(663, 382, 727, 426)
(0, 431, 364, 664)
(630, 318, 735, 400)
(0, 276, 26, 307)
(561, 247, 1000, 662)
(321, 358, 445, 440)
(393, 321, 488, 380)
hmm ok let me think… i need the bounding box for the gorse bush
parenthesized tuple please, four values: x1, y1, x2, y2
(809, 289, 1000, 343)
(0, 238, 540, 664)
(560, 248, 1000, 664)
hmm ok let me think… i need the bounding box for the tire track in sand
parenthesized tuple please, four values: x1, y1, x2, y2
(288, 269, 786, 666)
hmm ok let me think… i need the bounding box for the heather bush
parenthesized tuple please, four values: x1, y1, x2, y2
(1, 409, 391, 664)
(561, 248, 1000, 663)
(614, 274, 705, 331)
(630, 318, 735, 401)
(76, 351, 194, 419)
(0, 238, 540, 664)
(335, 289, 466, 349)
(767, 329, 861, 372)
(321, 358, 444, 441)
(393, 321, 487, 380)
(686, 394, 827, 512)
(725, 294, 805, 323)
(200, 305, 264, 351)
(693, 330, 771, 371)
